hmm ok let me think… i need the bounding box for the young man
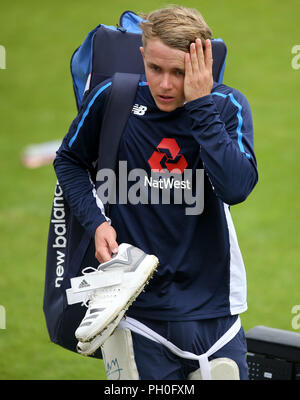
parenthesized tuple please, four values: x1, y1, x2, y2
(54, 6, 258, 379)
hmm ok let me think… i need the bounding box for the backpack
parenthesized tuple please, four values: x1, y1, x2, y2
(43, 10, 228, 358)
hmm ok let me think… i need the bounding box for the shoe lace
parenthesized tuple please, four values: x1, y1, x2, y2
(81, 266, 100, 274)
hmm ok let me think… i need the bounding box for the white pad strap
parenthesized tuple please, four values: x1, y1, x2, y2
(118, 316, 241, 380)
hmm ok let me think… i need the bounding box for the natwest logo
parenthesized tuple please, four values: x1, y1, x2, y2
(148, 138, 188, 174)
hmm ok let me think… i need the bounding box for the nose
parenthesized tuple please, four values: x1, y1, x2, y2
(160, 73, 172, 91)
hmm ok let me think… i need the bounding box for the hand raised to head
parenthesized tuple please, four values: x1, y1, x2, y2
(184, 38, 213, 102)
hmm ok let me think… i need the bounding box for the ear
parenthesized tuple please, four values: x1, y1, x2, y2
(139, 47, 145, 60)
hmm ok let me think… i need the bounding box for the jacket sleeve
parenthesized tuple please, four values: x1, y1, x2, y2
(53, 81, 112, 236)
(185, 88, 258, 205)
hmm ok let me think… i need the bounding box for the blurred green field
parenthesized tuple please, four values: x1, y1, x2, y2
(0, 0, 299, 380)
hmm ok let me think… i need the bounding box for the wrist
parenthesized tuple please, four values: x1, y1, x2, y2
(95, 220, 109, 232)
(184, 93, 213, 107)
(185, 93, 210, 103)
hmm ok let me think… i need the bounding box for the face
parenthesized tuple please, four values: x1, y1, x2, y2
(140, 39, 186, 112)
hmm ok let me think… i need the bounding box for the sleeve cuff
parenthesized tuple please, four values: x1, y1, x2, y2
(184, 94, 215, 111)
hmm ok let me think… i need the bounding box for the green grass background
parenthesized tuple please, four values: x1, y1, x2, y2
(0, 0, 299, 380)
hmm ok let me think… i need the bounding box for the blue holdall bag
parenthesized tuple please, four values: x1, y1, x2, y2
(43, 10, 228, 358)
(43, 11, 144, 358)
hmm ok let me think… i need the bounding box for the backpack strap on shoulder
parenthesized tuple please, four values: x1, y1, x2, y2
(62, 72, 140, 289)
(97, 72, 140, 209)
(98, 72, 140, 172)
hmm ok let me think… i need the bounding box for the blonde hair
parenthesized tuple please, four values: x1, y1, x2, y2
(139, 5, 213, 52)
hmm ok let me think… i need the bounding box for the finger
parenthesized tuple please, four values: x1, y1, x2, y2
(184, 52, 192, 77)
(97, 238, 118, 262)
(95, 244, 112, 263)
(204, 39, 213, 68)
(190, 42, 200, 74)
(96, 235, 118, 263)
(195, 38, 205, 70)
(107, 237, 119, 255)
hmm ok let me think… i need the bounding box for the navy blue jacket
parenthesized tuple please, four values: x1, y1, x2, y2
(54, 75, 258, 321)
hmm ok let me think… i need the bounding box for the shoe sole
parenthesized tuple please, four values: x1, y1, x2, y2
(77, 311, 125, 356)
(76, 255, 159, 343)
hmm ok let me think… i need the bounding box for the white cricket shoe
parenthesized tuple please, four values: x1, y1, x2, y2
(75, 243, 158, 343)
(76, 312, 125, 356)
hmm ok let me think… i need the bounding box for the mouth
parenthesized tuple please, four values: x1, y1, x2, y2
(157, 94, 175, 104)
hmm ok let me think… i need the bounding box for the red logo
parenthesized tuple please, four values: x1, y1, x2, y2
(148, 138, 188, 174)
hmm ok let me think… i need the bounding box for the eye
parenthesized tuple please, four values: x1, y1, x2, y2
(175, 70, 184, 77)
(151, 65, 161, 72)
(148, 64, 161, 73)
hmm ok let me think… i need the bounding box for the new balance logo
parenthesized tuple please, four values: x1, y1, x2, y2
(132, 104, 147, 116)
(78, 279, 91, 289)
